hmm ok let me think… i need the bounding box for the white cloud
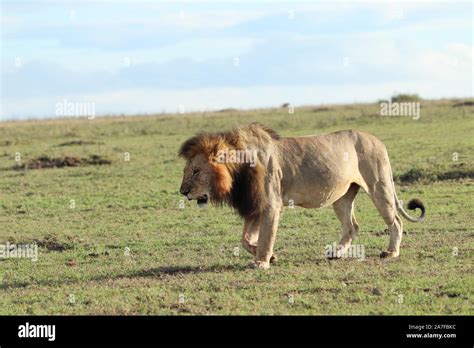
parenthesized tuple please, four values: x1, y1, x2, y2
(159, 10, 266, 29)
(412, 43, 474, 81)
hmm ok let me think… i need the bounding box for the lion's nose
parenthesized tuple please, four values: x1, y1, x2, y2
(180, 187, 190, 196)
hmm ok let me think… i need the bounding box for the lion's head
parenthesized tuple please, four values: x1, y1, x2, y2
(178, 153, 227, 208)
(178, 123, 279, 216)
(178, 131, 237, 208)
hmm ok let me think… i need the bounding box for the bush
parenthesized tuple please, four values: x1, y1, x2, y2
(396, 166, 474, 183)
(398, 168, 424, 183)
(391, 94, 422, 103)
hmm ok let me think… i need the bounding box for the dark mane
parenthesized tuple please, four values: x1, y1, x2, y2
(226, 162, 268, 218)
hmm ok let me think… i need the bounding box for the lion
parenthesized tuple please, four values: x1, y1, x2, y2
(179, 123, 425, 269)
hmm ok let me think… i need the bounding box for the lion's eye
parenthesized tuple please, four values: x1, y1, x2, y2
(192, 169, 200, 177)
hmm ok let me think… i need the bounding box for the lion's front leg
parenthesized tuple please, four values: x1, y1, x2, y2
(252, 161, 283, 269)
(252, 204, 281, 269)
(242, 217, 278, 263)
(241, 217, 258, 256)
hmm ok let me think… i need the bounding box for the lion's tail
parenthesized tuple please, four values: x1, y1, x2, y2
(395, 197, 426, 222)
(389, 166, 426, 222)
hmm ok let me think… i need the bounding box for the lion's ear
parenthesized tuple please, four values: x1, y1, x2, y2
(179, 135, 200, 159)
(208, 140, 227, 164)
(208, 153, 219, 164)
(208, 150, 226, 165)
(210, 162, 233, 198)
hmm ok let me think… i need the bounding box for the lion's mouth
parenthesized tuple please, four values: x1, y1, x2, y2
(197, 194, 208, 208)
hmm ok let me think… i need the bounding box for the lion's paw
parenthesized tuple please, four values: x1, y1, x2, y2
(250, 260, 270, 270)
(380, 250, 399, 258)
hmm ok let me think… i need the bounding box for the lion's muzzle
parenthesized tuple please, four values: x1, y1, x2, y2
(197, 194, 208, 208)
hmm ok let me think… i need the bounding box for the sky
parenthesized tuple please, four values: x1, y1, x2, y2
(0, 0, 473, 120)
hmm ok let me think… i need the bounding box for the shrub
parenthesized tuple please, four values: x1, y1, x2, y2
(391, 94, 422, 103)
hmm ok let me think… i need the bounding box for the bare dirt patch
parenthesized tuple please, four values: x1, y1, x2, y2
(35, 235, 72, 252)
(14, 155, 111, 170)
(56, 140, 99, 147)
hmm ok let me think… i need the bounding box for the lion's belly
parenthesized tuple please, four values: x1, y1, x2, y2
(278, 131, 372, 208)
(280, 153, 362, 208)
(282, 182, 351, 208)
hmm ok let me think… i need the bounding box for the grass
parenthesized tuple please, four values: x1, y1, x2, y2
(0, 98, 473, 315)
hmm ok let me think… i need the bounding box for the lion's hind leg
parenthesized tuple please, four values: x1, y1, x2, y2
(368, 182, 403, 258)
(327, 183, 360, 259)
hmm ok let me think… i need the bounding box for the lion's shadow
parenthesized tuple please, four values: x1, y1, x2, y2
(132, 264, 247, 277)
(0, 264, 249, 290)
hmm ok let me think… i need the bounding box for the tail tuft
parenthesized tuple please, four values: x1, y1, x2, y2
(407, 198, 426, 220)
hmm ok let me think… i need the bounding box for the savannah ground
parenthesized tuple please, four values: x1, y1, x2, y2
(0, 98, 473, 315)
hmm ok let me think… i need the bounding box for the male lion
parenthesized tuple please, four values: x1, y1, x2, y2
(179, 123, 425, 269)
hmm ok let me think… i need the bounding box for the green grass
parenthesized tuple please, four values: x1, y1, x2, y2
(0, 98, 473, 315)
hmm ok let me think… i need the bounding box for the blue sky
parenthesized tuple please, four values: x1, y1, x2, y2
(1, 0, 472, 120)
